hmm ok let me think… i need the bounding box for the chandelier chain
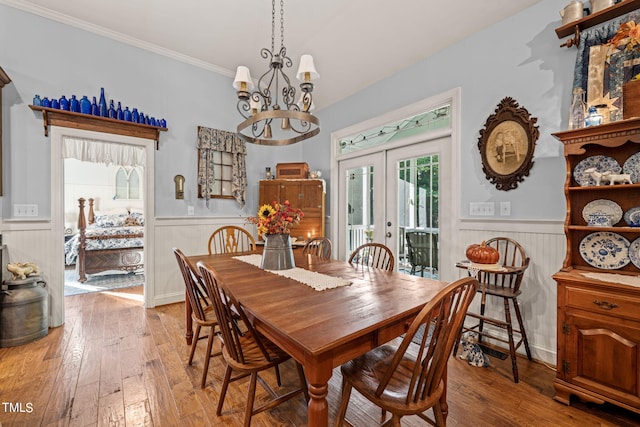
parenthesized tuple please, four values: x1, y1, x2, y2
(271, 0, 276, 52)
(280, 0, 285, 49)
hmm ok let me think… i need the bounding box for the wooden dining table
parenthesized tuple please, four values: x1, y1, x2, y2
(188, 250, 451, 427)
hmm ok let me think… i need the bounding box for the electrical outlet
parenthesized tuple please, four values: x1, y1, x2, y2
(500, 201, 511, 216)
(469, 202, 494, 216)
(187, 205, 195, 216)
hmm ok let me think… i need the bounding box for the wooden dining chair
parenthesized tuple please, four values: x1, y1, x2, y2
(173, 248, 221, 388)
(197, 261, 309, 427)
(208, 225, 257, 255)
(454, 236, 532, 383)
(335, 276, 478, 426)
(302, 236, 332, 259)
(348, 242, 394, 271)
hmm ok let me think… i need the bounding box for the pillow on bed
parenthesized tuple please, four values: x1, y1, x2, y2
(94, 213, 130, 228)
(129, 209, 145, 226)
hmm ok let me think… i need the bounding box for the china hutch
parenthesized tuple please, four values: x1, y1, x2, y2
(258, 179, 325, 241)
(552, 118, 640, 415)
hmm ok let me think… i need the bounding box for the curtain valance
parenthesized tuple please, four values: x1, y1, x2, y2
(62, 137, 146, 167)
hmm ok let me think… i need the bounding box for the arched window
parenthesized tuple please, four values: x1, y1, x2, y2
(115, 166, 141, 199)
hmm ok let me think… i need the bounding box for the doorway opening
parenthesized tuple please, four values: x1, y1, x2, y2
(49, 127, 156, 326)
(332, 88, 460, 282)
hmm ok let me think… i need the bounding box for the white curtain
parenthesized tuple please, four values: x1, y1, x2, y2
(62, 137, 146, 167)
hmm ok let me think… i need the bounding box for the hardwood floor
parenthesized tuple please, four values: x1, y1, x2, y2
(0, 285, 638, 426)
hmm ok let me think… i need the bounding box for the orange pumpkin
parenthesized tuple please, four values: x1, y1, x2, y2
(466, 241, 500, 264)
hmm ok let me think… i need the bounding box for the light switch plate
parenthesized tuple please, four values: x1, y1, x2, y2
(469, 202, 494, 216)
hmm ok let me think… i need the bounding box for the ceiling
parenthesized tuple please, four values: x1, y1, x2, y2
(3, 0, 541, 110)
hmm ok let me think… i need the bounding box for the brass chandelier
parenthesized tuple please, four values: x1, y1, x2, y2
(233, 0, 320, 146)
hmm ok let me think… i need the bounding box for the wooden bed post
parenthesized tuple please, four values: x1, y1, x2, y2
(88, 198, 95, 225)
(78, 198, 87, 283)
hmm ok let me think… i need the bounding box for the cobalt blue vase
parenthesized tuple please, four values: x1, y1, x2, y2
(80, 96, 91, 114)
(70, 95, 80, 113)
(99, 87, 108, 117)
(59, 95, 70, 111)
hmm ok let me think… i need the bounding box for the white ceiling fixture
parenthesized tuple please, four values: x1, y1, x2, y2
(233, 0, 320, 146)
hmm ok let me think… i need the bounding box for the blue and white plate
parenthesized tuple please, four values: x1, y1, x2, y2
(629, 238, 640, 269)
(623, 152, 640, 184)
(579, 232, 630, 269)
(582, 199, 623, 225)
(573, 155, 622, 187)
(623, 206, 640, 227)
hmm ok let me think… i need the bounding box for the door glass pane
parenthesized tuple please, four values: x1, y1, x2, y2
(346, 165, 375, 256)
(397, 154, 439, 278)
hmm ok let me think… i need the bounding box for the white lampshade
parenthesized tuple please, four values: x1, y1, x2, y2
(233, 66, 254, 91)
(249, 98, 260, 114)
(296, 55, 319, 82)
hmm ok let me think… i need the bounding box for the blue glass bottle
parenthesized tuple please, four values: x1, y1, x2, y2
(159, 118, 167, 128)
(99, 87, 108, 117)
(70, 95, 80, 113)
(108, 100, 116, 118)
(59, 95, 70, 111)
(80, 96, 91, 114)
(123, 106, 132, 122)
(91, 97, 99, 115)
(32, 95, 42, 106)
(150, 117, 157, 126)
(50, 98, 60, 109)
(132, 108, 139, 123)
(116, 102, 124, 120)
(41, 97, 51, 108)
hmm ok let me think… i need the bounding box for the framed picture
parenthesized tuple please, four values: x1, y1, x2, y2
(478, 97, 539, 191)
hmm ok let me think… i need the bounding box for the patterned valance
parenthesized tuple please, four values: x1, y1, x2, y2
(197, 126, 247, 206)
(573, 11, 640, 121)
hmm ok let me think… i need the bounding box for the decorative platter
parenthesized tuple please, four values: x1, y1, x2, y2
(623, 152, 640, 184)
(629, 238, 640, 269)
(579, 232, 630, 269)
(624, 206, 640, 227)
(573, 155, 621, 187)
(581, 199, 623, 225)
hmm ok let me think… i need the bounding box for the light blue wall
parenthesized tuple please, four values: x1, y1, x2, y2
(0, 4, 305, 220)
(312, 0, 574, 220)
(2, 0, 575, 221)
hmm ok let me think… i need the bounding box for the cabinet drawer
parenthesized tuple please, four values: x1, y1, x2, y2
(565, 285, 640, 322)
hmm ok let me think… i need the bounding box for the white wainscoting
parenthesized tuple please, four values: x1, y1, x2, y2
(457, 219, 565, 365)
(2, 220, 62, 325)
(152, 216, 256, 306)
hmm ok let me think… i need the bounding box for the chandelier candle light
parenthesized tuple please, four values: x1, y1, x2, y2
(233, 0, 320, 146)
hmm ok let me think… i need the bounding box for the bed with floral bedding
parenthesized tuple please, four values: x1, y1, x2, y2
(64, 197, 144, 283)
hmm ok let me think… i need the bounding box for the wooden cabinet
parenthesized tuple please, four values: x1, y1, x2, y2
(552, 118, 640, 415)
(258, 179, 325, 240)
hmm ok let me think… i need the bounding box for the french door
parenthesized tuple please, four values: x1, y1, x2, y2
(337, 136, 450, 278)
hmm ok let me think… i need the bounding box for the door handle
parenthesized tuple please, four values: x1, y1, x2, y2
(386, 232, 392, 238)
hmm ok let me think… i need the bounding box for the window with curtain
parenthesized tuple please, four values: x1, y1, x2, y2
(197, 126, 247, 206)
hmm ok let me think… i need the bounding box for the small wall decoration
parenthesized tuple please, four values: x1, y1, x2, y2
(478, 97, 539, 191)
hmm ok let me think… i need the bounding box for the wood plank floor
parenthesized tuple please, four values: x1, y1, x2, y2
(1, 285, 638, 426)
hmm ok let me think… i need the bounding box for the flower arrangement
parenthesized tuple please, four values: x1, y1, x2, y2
(607, 20, 640, 52)
(248, 200, 304, 236)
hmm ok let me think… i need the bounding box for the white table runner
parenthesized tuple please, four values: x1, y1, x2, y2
(233, 254, 351, 291)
